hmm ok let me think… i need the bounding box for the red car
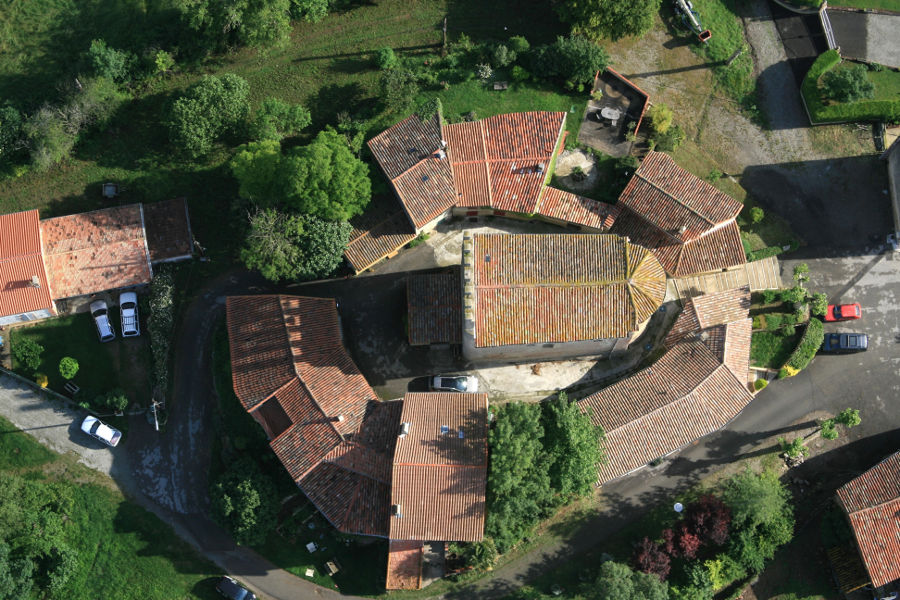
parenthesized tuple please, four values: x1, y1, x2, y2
(824, 303, 861, 322)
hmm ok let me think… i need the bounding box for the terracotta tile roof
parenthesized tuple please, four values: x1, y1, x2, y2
(300, 462, 391, 537)
(445, 120, 486, 163)
(470, 234, 666, 347)
(356, 399, 404, 455)
(618, 152, 743, 242)
(665, 287, 751, 348)
(481, 112, 565, 160)
(407, 273, 462, 345)
(836, 451, 900, 587)
(0, 210, 54, 318)
(345, 208, 416, 274)
(580, 341, 753, 483)
(40, 204, 152, 299)
(392, 157, 457, 227)
(721, 318, 752, 382)
(534, 187, 619, 231)
(386, 540, 424, 590)
(487, 162, 545, 214)
(368, 113, 443, 180)
(612, 207, 746, 276)
(142, 198, 193, 263)
(450, 160, 492, 207)
(390, 393, 488, 542)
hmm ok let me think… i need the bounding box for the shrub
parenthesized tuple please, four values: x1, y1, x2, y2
(632, 537, 670, 581)
(373, 47, 398, 70)
(778, 436, 809, 458)
(379, 69, 420, 112)
(749, 206, 764, 225)
(152, 50, 175, 75)
(530, 34, 609, 89)
(12, 337, 44, 372)
(778, 365, 799, 379)
(647, 103, 673, 134)
(764, 314, 782, 331)
(249, 98, 311, 141)
(59, 357, 79, 380)
(761, 289, 778, 304)
(86, 39, 135, 83)
(508, 35, 530, 54)
(24, 106, 77, 171)
(97, 389, 129, 412)
(780, 323, 796, 337)
(792, 263, 810, 283)
(653, 124, 685, 151)
(751, 315, 762, 329)
(476, 63, 493, 81)
(678, 525, 701, 559)
(510, 65, 530, 82)
(167, 73, 250, 158)
(35, 373, 48, 388)
(148, 268, 175, 401)
(780, 286, 807, 304)
(836, 407, 861, 428)
(491, 44, 515, 67)
(823, 63, 874, 102)
(685, 494, 732, 546)
(783, 317, 824, 372)
(820, 418, 838, 440)
(810, 292, 827, 317)
(754, 378, 768, 391)
(0, 104, 23, 162)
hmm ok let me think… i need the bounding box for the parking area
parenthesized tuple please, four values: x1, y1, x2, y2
(771, 2, 829, 85)
(829, 9, 900, 69)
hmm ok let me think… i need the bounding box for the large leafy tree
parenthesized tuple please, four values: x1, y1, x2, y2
(241, 208, 351, 282)
(175, 0, 292, 52)
(168, 74, 250, 158)
(250, 98, 311, 141)
(541, 391, 605, 502)
(231, 129, 371, 221)
(210, 458, 278, 546)
(485, 402, 554, 553)
(554, 0, 661, 42)
(290, 0, 331, 22)
(530, 34, 610, 88)
(590, 560, 668, 600)
(822, 64, 874, 103)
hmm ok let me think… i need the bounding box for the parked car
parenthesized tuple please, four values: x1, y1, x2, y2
(80, 415, 122, 447)
(430, 374, 479, 393)
(824, 302, 861, 322)
(215, 576, 256, 600)
(90, 300, 115, 342)
(820, 332, 868, 354)
(119, 291, 140, 337)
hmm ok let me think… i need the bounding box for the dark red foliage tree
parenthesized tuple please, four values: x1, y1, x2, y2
(685, 494, 732, 546)
(661, 527, 678, 557)
(678, 525, 701, 559)
(632, 536, 671, 581)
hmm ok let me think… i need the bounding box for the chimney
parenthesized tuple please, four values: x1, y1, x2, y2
(332, 415, 344, 423)
(398, 422, 411, 438)
(29, 275, 41, 288)
(391, 504, 402, 518)
(678, 225, 687, 235)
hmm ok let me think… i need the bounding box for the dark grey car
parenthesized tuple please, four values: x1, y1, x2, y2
(820, 332, 868, 354)
(215, 576, 256, 600)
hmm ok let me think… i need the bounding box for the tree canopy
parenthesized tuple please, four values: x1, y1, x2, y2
(231, 129, 371, 221)
(554, 0, 662, 42)
(530, 34, 610, 89)
(822, 64, 874, 103)
(240, 208, 351, 282)
(590, 560, 668, 600)
(175, 0, 292, 52)
(210, 458, 279, 546)
(249, 98, 311, 141)
(541, 391, 605, 503)
(168, 74, 250, 158)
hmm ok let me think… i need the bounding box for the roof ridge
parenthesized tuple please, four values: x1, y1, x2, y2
(278, 296, 345, 441)
(635, 170, 716, 228)
(393, 462, 488, 469)
(479, 121, 493, 205)
(623, 238, 639, 330)
(844, 494, 900, 516)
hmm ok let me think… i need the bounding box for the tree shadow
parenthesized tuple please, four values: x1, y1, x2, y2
(444, 0, 567, 45)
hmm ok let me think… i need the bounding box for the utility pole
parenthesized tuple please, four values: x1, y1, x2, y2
(442, 17, 447, 57)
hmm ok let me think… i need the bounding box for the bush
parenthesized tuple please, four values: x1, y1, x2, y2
(822, 63, 874, 102)
(783, 318, 824, 372)
(148, 268, 175, 401)
(780, 286, 807, 304)
(12, 337, 44, 372)
(476, 63, 493, 81)
(491, 44, 515, 67)
(802, 50, 900, 123)
(152, 50, 175, 75)
(632, 537, 670, 581)
(0, 104, 23, 162)
(508, 35, 530, 54)
(780, 323, 796, 337)
(379, 69, 420, 112)
(653, 124, 685, 152)
(86, 39, 135, 83)
(97, 389, 129, 412)
(749, 206, 764, 225)
(35, 373, 49, 388)
(59, 357, 79, 380)
(510, 65, 531, 82)
(530, 34, 609, 89)
(761, 289, 778, 304)
(820, 418, 838, 440)
(754, 378, 768, 391)
(778, 436, 809, 458)
(647, 103, 673, 134)
(810, 292, 827, 317)
(836, 407, 861, 428)
(373, 47, 398, 70)
(167, 74, 250, 158)
(249, 98, 311, 141)
(24, 106, 77, 171)
(764, 314, 782, 331)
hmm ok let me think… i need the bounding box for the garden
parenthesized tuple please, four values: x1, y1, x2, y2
(801, 49, 900, 124)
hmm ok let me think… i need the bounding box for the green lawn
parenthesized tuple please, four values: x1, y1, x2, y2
(685, 0, 756, 104)
(0, 414, 220, 600)
(751, 330, 801, 369)
(830, 0, 900, 8)
(9, 311, 152, 410)
(870, 68, 900, 99)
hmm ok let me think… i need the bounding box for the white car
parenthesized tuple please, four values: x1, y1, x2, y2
(80, 415, 122, 447)
(119, 292, 140, 337)
(430, 375, 479, 393)
(90, 300, 115, 342)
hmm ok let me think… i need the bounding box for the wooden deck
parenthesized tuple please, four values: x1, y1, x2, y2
(669, 256, 783, 301)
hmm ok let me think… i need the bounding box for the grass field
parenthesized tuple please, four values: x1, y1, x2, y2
(0, 414, 220, 599)
(791, 0, 900, 8)
(10, 311, 153, 409)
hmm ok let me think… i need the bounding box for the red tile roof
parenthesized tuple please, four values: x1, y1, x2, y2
(469, 234, 666, 347)
(612, 207, 746, 276)
(580, 341, 753, 483)
(368, 113, 444, 180)
(836, 451, 900, 588)
(390, 393, 488, 542)
(0, 210, 54, 319)
(535, 187, 620, 231)
(142, 198, 193, 263)
(665, 287, 752, 348)
(407, 273, 462, 345)
(618, 152, 743, 242)
(40, 204, 152, 299)
(226, 295, 396, 538)
(386, 540, 424, 590)
(345, 208, 416, 274)
(392, 157, 457, 227)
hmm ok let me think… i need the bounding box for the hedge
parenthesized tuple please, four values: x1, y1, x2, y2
(801, 50, 900, 123)
(778, 318, 824, 378)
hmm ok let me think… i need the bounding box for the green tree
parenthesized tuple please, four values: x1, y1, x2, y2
(230, 139, 284, 202)
(167, 74, 250, 158)
(531, 35, 610, 89)
(653, 124, 685, 152)
(541, 392, 605, 502)
(0, 542, 34, 599)
(810, 292, 827, 317)
(58, 357, 79, 380)
(749, 206, 765, 225)
(822, 64, 874, 103)
(374, 47, 398, 70)
(555, 0, 661, 42)
(12, 337, 43, 372)
(210, 459, 278, 546)
(281, 128, 371, 220)
(176, 0, 291, 52)
(97, 389, 129, 413)
(24, 106, 76, 171)
(85, 39, 136, 82)
(250, 98, 311, 141)
(379, 69, 420, 113)
(241, 208, 351, 282)
(590, 561, 667, 600)
(0, 105, 23, 162)
(778, 436, 809, 459)
(485, 402, 553, 553)
(290, 0, 331, 22)
(647, 103, 673, 134)
(836, 407, 861, 428)
(508, 35, 530, 54)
